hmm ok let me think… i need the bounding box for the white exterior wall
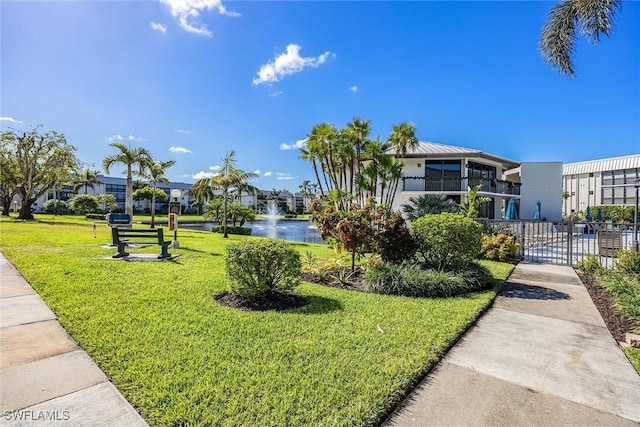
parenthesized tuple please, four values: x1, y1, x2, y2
(519, 162, 563, 221)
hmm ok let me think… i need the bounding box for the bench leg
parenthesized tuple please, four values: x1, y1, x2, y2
(158, 243, 171, 259)
(113, 243, 129, 258)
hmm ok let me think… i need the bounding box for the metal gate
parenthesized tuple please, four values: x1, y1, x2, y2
(479, 220, 639, 268)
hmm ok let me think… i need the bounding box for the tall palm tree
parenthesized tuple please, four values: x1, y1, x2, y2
(540, 0, 621, 77)
(147, 160, 175, 228)
(73, 168, 102, 194)
(200, 151, 257, 238)
(102, 143, 151, 216)
(387, 122, 418, 159)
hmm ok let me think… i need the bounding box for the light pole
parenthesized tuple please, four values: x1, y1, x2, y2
(634, 179, 639, 251)
(13, 201, 17, 214)
(170, 189, 182, 249)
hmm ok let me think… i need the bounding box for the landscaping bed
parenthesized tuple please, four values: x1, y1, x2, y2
(0, 216, 513, 426)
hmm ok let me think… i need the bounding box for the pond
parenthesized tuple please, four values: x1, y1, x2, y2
(179, 220, 325, 244)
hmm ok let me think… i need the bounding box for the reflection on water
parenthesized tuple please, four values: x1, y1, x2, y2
(180, 220, 325, 244)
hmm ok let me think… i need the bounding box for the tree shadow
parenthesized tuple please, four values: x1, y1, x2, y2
(500, 282, 571, 300)
(289, 295, 343, 315)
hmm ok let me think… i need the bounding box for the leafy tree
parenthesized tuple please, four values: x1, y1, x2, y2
(102, 143, 151, 216)
(73, 168, 102, 194)
(402, 194, 458, 221)
(195, 151, 257, 238)
(458, 185, 491, 218)
(68, 194, 99, 214)
(132, 186, 168, 207)
(0, 127, 80, 219)
(145, 160, 175, 228)
(540, 0, 621, 77)
(97, 193, 119, 212)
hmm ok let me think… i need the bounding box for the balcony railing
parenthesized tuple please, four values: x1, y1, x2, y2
(402, 177, 521, 195)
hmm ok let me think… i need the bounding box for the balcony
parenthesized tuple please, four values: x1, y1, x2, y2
(402, 177, 521, 196)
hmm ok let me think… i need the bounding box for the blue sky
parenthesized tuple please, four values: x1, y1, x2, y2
(2, 1, 638, 191)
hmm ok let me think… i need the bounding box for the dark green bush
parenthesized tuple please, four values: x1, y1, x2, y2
(615, 249, 640, 275)
(576, 254, 603, 275)
(363, 261, 491, 298)
(411, 213, 482, 270)
(43, 199, 72, 214)
(211, 226, 252, 235)
(480, 233, 520, 261)
(69, 194, 99, 214)
(226, 239, 301, 298)
(85, 213, 106, 220)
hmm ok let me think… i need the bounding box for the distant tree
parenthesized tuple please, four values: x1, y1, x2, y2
(73, 168, 102, 194)
(195, 151, 257, 238)
(0, 127, 79, 220)
(102, 143, 151, 216)
(0, 142, 18, 216)
(203, 196, 224, 221)
(133, 186, 168, 207)
(97, 193, 119, 213)
(68, 194, 99, 214)
(540, 0, 622, 77)
(402, 194, 458, 221)
(145, 160, 175, 228)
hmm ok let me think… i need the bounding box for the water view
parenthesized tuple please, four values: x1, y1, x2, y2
(180, 220, 325, 244)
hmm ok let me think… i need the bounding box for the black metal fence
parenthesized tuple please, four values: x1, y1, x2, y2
(478, 219, 639, 268)
(402, 177, 521, 195)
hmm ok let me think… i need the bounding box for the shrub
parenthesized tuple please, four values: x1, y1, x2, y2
(363, 261, 490, 298)
(226, 239, 301, 298)
(210, 226, 252, 236)
(480, 233, 520, 261)
(615, 249, 640, 275)
(43, 199, 72, 214)
(411, 213, 482, 271)
(599, 271, 640, 323)
(69, 194, 99, 214)
(85, 213, 106, 220)
(576, 254, 603, 276)
(375, 211, 417, 264)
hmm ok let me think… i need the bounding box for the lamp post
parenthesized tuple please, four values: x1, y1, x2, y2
(634, 179, 639, 251)
(170, 189, 182, 249)
(13, 201, 17, 214)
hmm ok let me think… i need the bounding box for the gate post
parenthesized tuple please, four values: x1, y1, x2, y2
(520, 222, 526, 260)
(567, 222, 573, 265)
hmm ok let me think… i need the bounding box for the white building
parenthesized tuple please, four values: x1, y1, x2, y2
(562, 154, 640, 215)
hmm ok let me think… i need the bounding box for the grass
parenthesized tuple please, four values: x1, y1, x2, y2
(0, 216, 513, 426)
(625, 348, 640, 372)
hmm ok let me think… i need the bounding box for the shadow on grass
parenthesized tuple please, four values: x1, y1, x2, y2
(178, 247, 221, 256)
(290, 295, 343, 315)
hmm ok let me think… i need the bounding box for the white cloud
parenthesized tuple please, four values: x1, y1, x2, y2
(253, 44, 333, 85)
(279, 139, 307, 150)
(253, 169, 261, 175)
(0, 116, 22, 124)
(209, 165, 221, 171)
(160, 0, 240, 38)
(268, 91, 283, 97)
(263, 171, 273, 177)
(170, 146, 192, 154)
(176, 129, 191, 134)
(276, 172, 294, 181)
(106, 134, 124, 142)
(150, 22, 167, 33)
(349, 85, 358, 92)
(192, 171, 216, 180)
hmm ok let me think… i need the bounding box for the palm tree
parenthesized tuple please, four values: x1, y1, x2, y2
(387, 122, 418, 159)
(402, 194, 458, 221)
(102, 143, 151, 216)
(73, 168, 102, 194)
(199, 151, 258, 238)
(540, 0, 621, 77)
(147, 160, 175, 228)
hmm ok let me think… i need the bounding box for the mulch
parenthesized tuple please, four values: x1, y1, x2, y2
(216, 290, 310, 311)
(576, 271, 637, 342)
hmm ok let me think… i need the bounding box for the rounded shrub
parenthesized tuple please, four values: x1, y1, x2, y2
(43, 199, 72, 214)
(480, 233, 520, 262)
(411, 213, 482, 270)
(225, 238, 301, 298)
(615, 249, 640, 275)
(69, 194, 99, 214)
(363, 261, 490, 298)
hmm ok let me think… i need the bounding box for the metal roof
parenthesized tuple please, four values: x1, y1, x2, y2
(563, 154, 640, 175)
(395, 141, 520, 169)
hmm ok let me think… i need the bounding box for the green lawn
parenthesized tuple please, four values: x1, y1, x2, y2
(0, 216, 513, 426)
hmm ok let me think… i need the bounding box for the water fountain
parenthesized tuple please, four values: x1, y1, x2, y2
(266, 200, 280, 227)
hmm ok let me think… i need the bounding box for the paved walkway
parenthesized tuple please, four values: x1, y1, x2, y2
(385, 262, 640, 426)
(0, 253, 147, 426)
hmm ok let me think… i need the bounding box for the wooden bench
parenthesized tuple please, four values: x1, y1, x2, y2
(597, 230, 622, 258)
(112, 227, 171, 259)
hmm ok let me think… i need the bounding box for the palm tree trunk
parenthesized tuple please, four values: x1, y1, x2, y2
(223, 188, 229, 238)
(151, 181, 156, 228)
(125, 167, 133, 216)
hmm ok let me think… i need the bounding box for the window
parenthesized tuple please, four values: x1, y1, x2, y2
(589, 190, 594, 195)
(571, 174, 576, 179)
(589, 173, 594, 177)
(571, 192, 575, 196)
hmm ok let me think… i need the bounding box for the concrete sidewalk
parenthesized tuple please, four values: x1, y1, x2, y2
(0, 252, 147, 426)
(385, 262, 640, 426)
